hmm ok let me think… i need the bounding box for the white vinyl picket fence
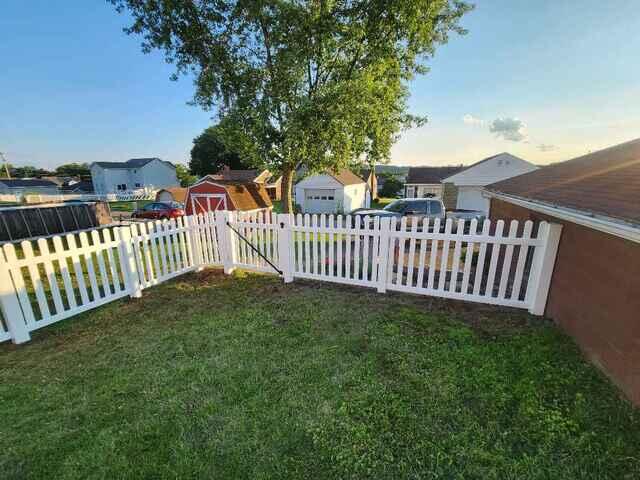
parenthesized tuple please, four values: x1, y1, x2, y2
(0, 211, 561, 344)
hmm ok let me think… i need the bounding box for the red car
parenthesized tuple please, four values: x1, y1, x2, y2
(132, 202, 185, 221)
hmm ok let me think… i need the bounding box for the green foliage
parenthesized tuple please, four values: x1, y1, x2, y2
(55, 162, 90, 177)
(175, 164, 197, 187)
(1, 272, 639, 478)
(189, 123, 252, 177)
(9, 165, 53, 178)
(378, 172, 403, 197)
(109, 0, 473, 210)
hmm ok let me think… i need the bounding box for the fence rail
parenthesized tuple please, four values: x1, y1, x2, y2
(0, 211, 561, 344)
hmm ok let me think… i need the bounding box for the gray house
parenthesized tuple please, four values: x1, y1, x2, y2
(90, 158, 178, 194)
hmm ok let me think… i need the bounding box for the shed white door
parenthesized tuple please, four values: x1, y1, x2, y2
(456, 186, 490, 213)
(304, 189, 337, 213)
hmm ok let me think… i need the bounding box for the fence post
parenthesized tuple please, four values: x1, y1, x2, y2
(527, 222, 562, 315)
(0, 254, 31, 344)
(376, 217, 392, 293)
(184, 215, 204, 271)
(116, 225, 143, 298)
(217, 210, 236, 274)
(277, 213, 294, 283)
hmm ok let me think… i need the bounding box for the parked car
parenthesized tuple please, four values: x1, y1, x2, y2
(131, 202, 185, 221)
(352, 198, 445, 228)
(352, 198, 485, 231)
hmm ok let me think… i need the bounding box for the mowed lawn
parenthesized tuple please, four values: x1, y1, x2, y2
(1, 270, 639, 479)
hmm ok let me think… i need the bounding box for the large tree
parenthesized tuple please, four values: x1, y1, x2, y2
(55, 162, 90, 177)
(110, 0, 471, 211)
(189, 124, 252, 177)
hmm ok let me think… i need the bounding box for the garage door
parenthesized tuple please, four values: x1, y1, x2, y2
(456, 186, 490, 213)
(304, 189, 337, 214)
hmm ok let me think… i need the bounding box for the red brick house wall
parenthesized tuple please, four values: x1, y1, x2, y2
(490, 198, 640, 405)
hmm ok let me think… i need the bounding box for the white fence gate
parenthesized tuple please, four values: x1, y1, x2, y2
(0, 211, 561, 344)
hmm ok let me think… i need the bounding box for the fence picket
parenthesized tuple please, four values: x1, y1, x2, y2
(427, 218, 440, 290)
(52, 236, 78, 309)
(101, 229, 122, 293)
(36, 238, 65, 315)
(65, 233, 90, 305)
(448, 220, 465, 293)
(472, 220, 491, 296)
(484, 220, 505, 297)
(460, 219, 478, 295)
(437, 219, 453, 291)
(511, 220, 533, 300)
(416, 218, 429, 289)
(498, 220, 519, 299)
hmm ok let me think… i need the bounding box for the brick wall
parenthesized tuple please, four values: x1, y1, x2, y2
(490, 198, 640, 405)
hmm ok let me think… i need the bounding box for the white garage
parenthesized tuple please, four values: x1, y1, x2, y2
(442, 152, 539, 214)
(456, 186, 490, 212)
(295, 169, 369, 214)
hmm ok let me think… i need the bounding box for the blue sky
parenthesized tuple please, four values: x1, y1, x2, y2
(1, 1, 639, 169)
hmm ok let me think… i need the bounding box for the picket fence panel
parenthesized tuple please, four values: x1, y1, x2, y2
(0, 211, 561, 344)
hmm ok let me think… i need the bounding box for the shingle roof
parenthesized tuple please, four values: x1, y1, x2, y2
(487, 138, 640, 225)
(156, 187, 188, 203)
(93, 158, 174, 170)
(406, 166, 464, 184)
(330, 169, 366, 186)
(0, 178, 58, 187)
(200, 177, 272, 210)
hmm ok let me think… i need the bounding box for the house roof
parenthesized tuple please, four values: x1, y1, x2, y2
(92, 158, 175, 170)
(406, 166, 464, 184)
(487, 138, 640, 226)
(329, 169, 366, 186)
(156, 187, 188, 203)
(0, 178, 59, 188)
(209, 169, 273, 183)
(441, 153, 538, 186)
(197, 177, 273, 210)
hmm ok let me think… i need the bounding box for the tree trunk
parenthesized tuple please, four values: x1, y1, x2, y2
(281, 168, 295, 213)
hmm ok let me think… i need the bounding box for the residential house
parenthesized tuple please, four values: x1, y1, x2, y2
(0, 178, 59, 196)
(90, 158, 178, 195)
(295, 169, 369, 214)
(210, 167, 282, 200)
(404, 166, 464, 199)
(441, 153, 538, 213)
(486, 138, 640, 405)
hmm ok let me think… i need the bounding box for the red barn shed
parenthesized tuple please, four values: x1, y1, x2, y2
(185, 176, 273, 216)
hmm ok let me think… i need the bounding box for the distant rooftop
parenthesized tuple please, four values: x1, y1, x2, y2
(0, 178, 59, 188)
(92, 158, 174, 169)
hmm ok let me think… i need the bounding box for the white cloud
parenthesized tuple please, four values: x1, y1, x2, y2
(489, 117, 528, 142)
(537, 143, 557, 152)
(462, 114, 484, 126)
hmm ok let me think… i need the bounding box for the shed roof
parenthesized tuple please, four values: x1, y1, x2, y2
(197, 177, 272, 210)
(406, 166, 464, 184)
(487, 138, 640, 225)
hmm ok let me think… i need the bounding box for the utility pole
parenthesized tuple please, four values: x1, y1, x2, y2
(0, 152, 11, 178)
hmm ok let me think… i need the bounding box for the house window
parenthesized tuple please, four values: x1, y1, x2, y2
(117, 184, 127, 191)
(135, 183, 141, 188)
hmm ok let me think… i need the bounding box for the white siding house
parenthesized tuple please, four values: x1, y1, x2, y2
(90, 158, 178, 195)
(295, 169, 369, 214)
(442, 153, 539, 213)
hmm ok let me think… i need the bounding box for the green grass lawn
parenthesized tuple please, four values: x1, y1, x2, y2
(108, 200, 153, 212)
(1, 270, 639, 479)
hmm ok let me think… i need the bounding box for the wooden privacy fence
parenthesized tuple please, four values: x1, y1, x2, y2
(0, 211, 561, 344)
